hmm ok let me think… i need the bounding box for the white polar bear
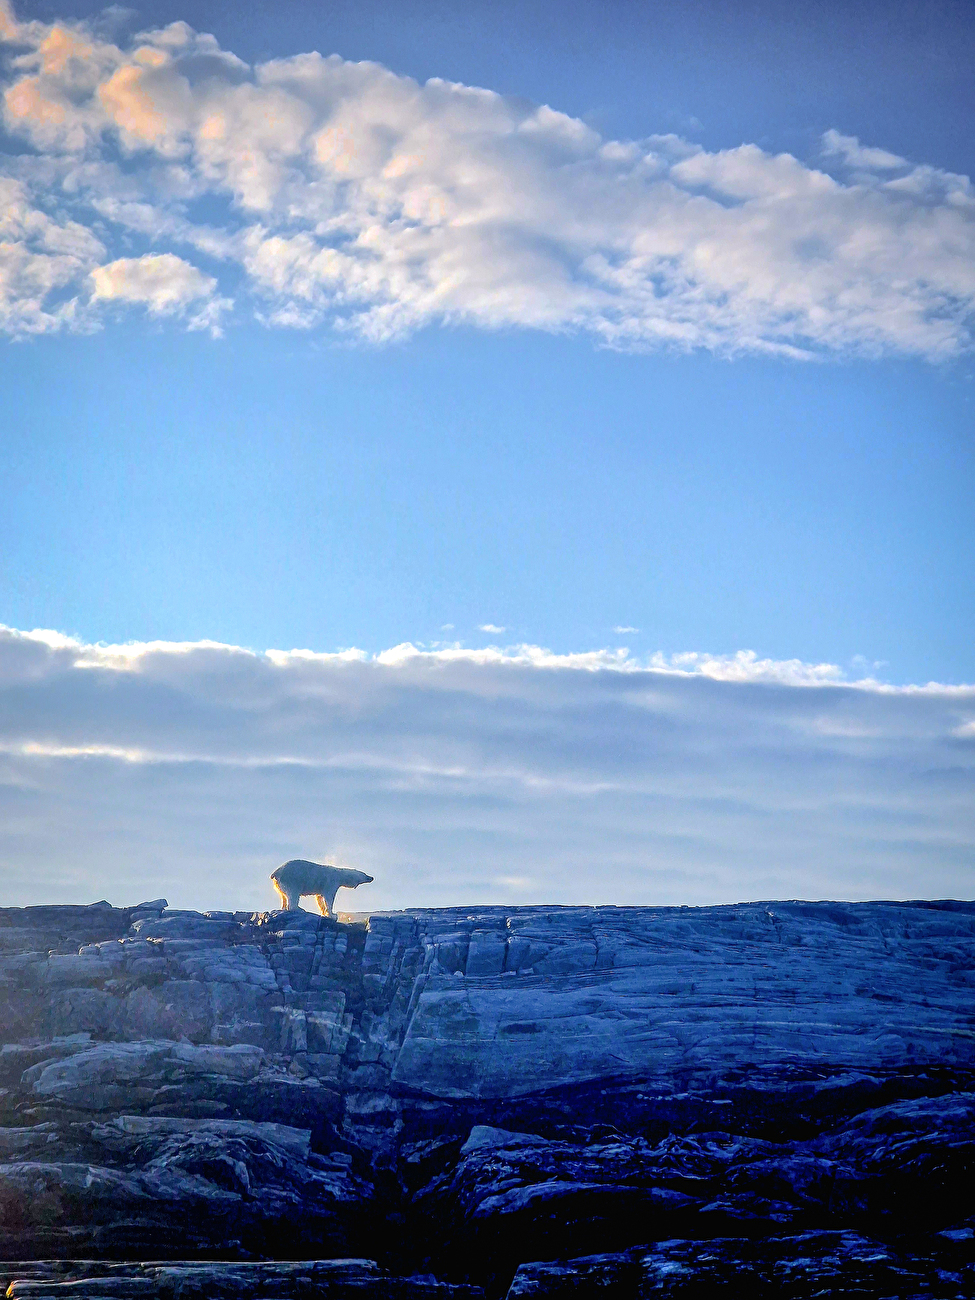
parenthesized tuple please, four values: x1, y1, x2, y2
(270, 859, 374, 918)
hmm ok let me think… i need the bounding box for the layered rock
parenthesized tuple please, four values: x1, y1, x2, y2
(506, 1231, 975, 1297)
(0, 897, 974, 1297)
(1, 1259, 480, 1299)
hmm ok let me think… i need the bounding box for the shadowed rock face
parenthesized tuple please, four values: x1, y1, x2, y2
(0, 898, 974, 1297)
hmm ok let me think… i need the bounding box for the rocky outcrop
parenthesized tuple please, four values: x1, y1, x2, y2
(1, 897, 974, 1297)
(0, 1260, 480, 1299)
(505, 1231, 975, 1297)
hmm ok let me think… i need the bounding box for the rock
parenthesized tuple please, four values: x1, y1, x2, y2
(411, 1124, 789, 1287)
(27, 1040, 265, 1105)
(0, 1111, 376, 1259)
(3, 1259, 483, 1298)
(50, 988, 121, 1037)
(461, 1127, 551, 1154)
(504, 1231, 975, 1297)
(0, 1036, 93, 1086)
(131, 915, 237, 940)
(0, 1124, 60, 1157)
(108, 1114, 314, 1155)
(394, 901, 975, 1103)
(0, 896, 973, 1295)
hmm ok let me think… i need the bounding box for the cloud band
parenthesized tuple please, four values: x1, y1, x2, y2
(1, 4, 974, 356)
(1, 625, 972, 911)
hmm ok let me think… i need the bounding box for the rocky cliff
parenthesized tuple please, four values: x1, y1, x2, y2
(1, 898, 974, 1297)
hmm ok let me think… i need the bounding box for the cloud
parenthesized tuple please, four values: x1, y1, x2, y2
(0, 176, 104, 334)
(0, 624, 972, 913)
(821, 130, 907, 172)
(614, 626, 639, 634)
(478, 624, 506, 635)
(0, 8, 974, 356)
(90, 253, 226, 331)
(0, 1, 17, 42)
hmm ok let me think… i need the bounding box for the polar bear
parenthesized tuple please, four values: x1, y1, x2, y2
(270, 859, 374, 918)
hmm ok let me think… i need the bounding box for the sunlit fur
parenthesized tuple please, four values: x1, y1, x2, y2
(270, 859, 374, 918)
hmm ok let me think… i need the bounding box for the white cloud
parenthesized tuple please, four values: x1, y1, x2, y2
(614, 626, 639, 634)
(0, 8, 974, 356)
(90, 253, 226, 331)
(0, 624, 972, 913)
(0, 176, 104, 334)
(648, 648, 847, 686)
(821, 129, 908, 172)
(478, 624, 506, 635)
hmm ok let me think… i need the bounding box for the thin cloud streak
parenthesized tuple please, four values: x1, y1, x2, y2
(0, 625, 972, 913)
(0, 4, 973, 356)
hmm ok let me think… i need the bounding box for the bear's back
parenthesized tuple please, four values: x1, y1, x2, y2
(272, 859, 332, 889)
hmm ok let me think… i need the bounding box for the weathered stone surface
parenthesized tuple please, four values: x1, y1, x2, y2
(0, 897, 973, 1297)
(1, 1259, 482, 1298)
(406, 1092, 975, 1288)
(27, 1040, 265, 1100)
(504, 1231, 975, 1297)
(393, 901, 975, 1100)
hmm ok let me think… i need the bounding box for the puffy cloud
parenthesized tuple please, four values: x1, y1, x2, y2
(478, 624, 506, 634)
(90, 252, 226, 331)
(0, 624, 972, 912)
(0, 8, 973, 356)
(0, 176, 104, 334)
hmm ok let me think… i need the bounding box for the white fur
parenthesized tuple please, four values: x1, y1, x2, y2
(270, 859, 373, 918)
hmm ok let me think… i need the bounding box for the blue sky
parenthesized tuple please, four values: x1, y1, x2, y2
(0, 0, 972, 683)
(4, 328, 973, 682)
(0, 1, 972, 908)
